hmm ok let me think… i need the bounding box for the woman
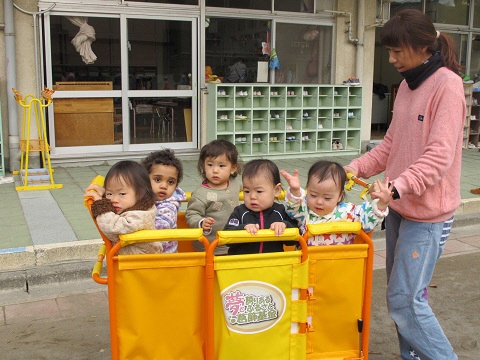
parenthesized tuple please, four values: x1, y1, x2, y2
(344, 9, 463, 360)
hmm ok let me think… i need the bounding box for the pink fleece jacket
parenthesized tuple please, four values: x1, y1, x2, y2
(349, 67, 465, 222)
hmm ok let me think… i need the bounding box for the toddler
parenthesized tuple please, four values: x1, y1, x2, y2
(142, 149, 187, 253)
(90, 160, 162, 255)
(85, 149, 186, 253)
(224, 159, 298, 255)
(281, 160, 392, 246)
(186, 139, 241, 255)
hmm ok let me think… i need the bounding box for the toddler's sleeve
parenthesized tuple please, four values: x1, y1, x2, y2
(186, 192, 207, 229)
(97, 208, 155, 237)
(284, 187, 308, 226)
(91, 198, 115, 218)
(351, 199, 388, 232)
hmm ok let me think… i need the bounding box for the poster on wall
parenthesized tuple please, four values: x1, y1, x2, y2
(257, 61, 269, 82)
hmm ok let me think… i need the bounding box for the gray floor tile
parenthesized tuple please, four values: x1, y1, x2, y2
(1, 150, 479, 251)
(19, 192, 77, 245)
(0, 226, 32, 248)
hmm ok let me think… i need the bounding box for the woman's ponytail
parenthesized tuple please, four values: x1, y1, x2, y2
(437, 32, 461, 75)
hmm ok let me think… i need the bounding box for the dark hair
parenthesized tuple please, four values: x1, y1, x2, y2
(197, 139, 241, 179)
(380, 9, 461, 74)
(142, 149, 183, 184)
(242, 159, 280, 186)
(307, 160, 346, 202)
(104, 160, 155, 207)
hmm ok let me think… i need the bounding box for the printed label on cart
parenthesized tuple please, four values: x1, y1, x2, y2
(221, 281, 286, 334)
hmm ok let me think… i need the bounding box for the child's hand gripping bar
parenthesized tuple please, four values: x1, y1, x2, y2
(83, 175, 105, 208)
(210, 228, 308, 262)
(215, 228, 301, 246)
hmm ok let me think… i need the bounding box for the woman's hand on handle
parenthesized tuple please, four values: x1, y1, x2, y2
(343, 165, 357, 177)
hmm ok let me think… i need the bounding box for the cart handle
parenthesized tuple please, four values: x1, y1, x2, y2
(119, 228, 210, 249)
(215, 228, 299, 245)
(92, 244, 107, 285)
(304, 222, 362, 238)
(345, 173, 371, 200)
(212, 228, 308, 263)
(239, 189, 286, 201)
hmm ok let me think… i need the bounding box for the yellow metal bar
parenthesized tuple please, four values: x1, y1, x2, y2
(92, 244, 107, 285)
(304, 222, 362, 238)
(216, 228, 300, 246)
(12, 88, 62, 191)
(15, 184, 63, 191)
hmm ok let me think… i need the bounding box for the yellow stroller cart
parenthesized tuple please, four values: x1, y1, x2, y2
(87, 176, 210, 359)
(86, 175, 374, 360)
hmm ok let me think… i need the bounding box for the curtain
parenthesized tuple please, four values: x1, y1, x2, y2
(66, 17, 97, 64)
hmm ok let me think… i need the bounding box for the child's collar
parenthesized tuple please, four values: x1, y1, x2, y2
(202, 180, 229, 189)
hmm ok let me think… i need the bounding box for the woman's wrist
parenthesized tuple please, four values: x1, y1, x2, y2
(391, 186, 400, 200)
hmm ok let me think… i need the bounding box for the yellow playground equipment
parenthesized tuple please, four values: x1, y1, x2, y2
(12, 88, 62, 191)
(86, 174, 373, 360)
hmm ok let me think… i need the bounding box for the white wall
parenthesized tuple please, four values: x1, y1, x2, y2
(336, 0, 377, 150)
(1, 0, 40, 169)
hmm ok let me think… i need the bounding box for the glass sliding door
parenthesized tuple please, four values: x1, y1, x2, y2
(46, 13, 197, 155)
(127, 17, 195, 146)
(48, 15, 122, 150)
(205, 18, 269, 84)
(275, 23, 332, 84)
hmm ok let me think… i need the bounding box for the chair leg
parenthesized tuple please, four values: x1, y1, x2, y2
(150, 115, 155, 135)
(133, 110, 137, 138)
(170, 108, 175, 141)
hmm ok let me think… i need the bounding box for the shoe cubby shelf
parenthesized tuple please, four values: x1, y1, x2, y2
(207, 84, 362, 158)
(467, 84, 480, 149)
